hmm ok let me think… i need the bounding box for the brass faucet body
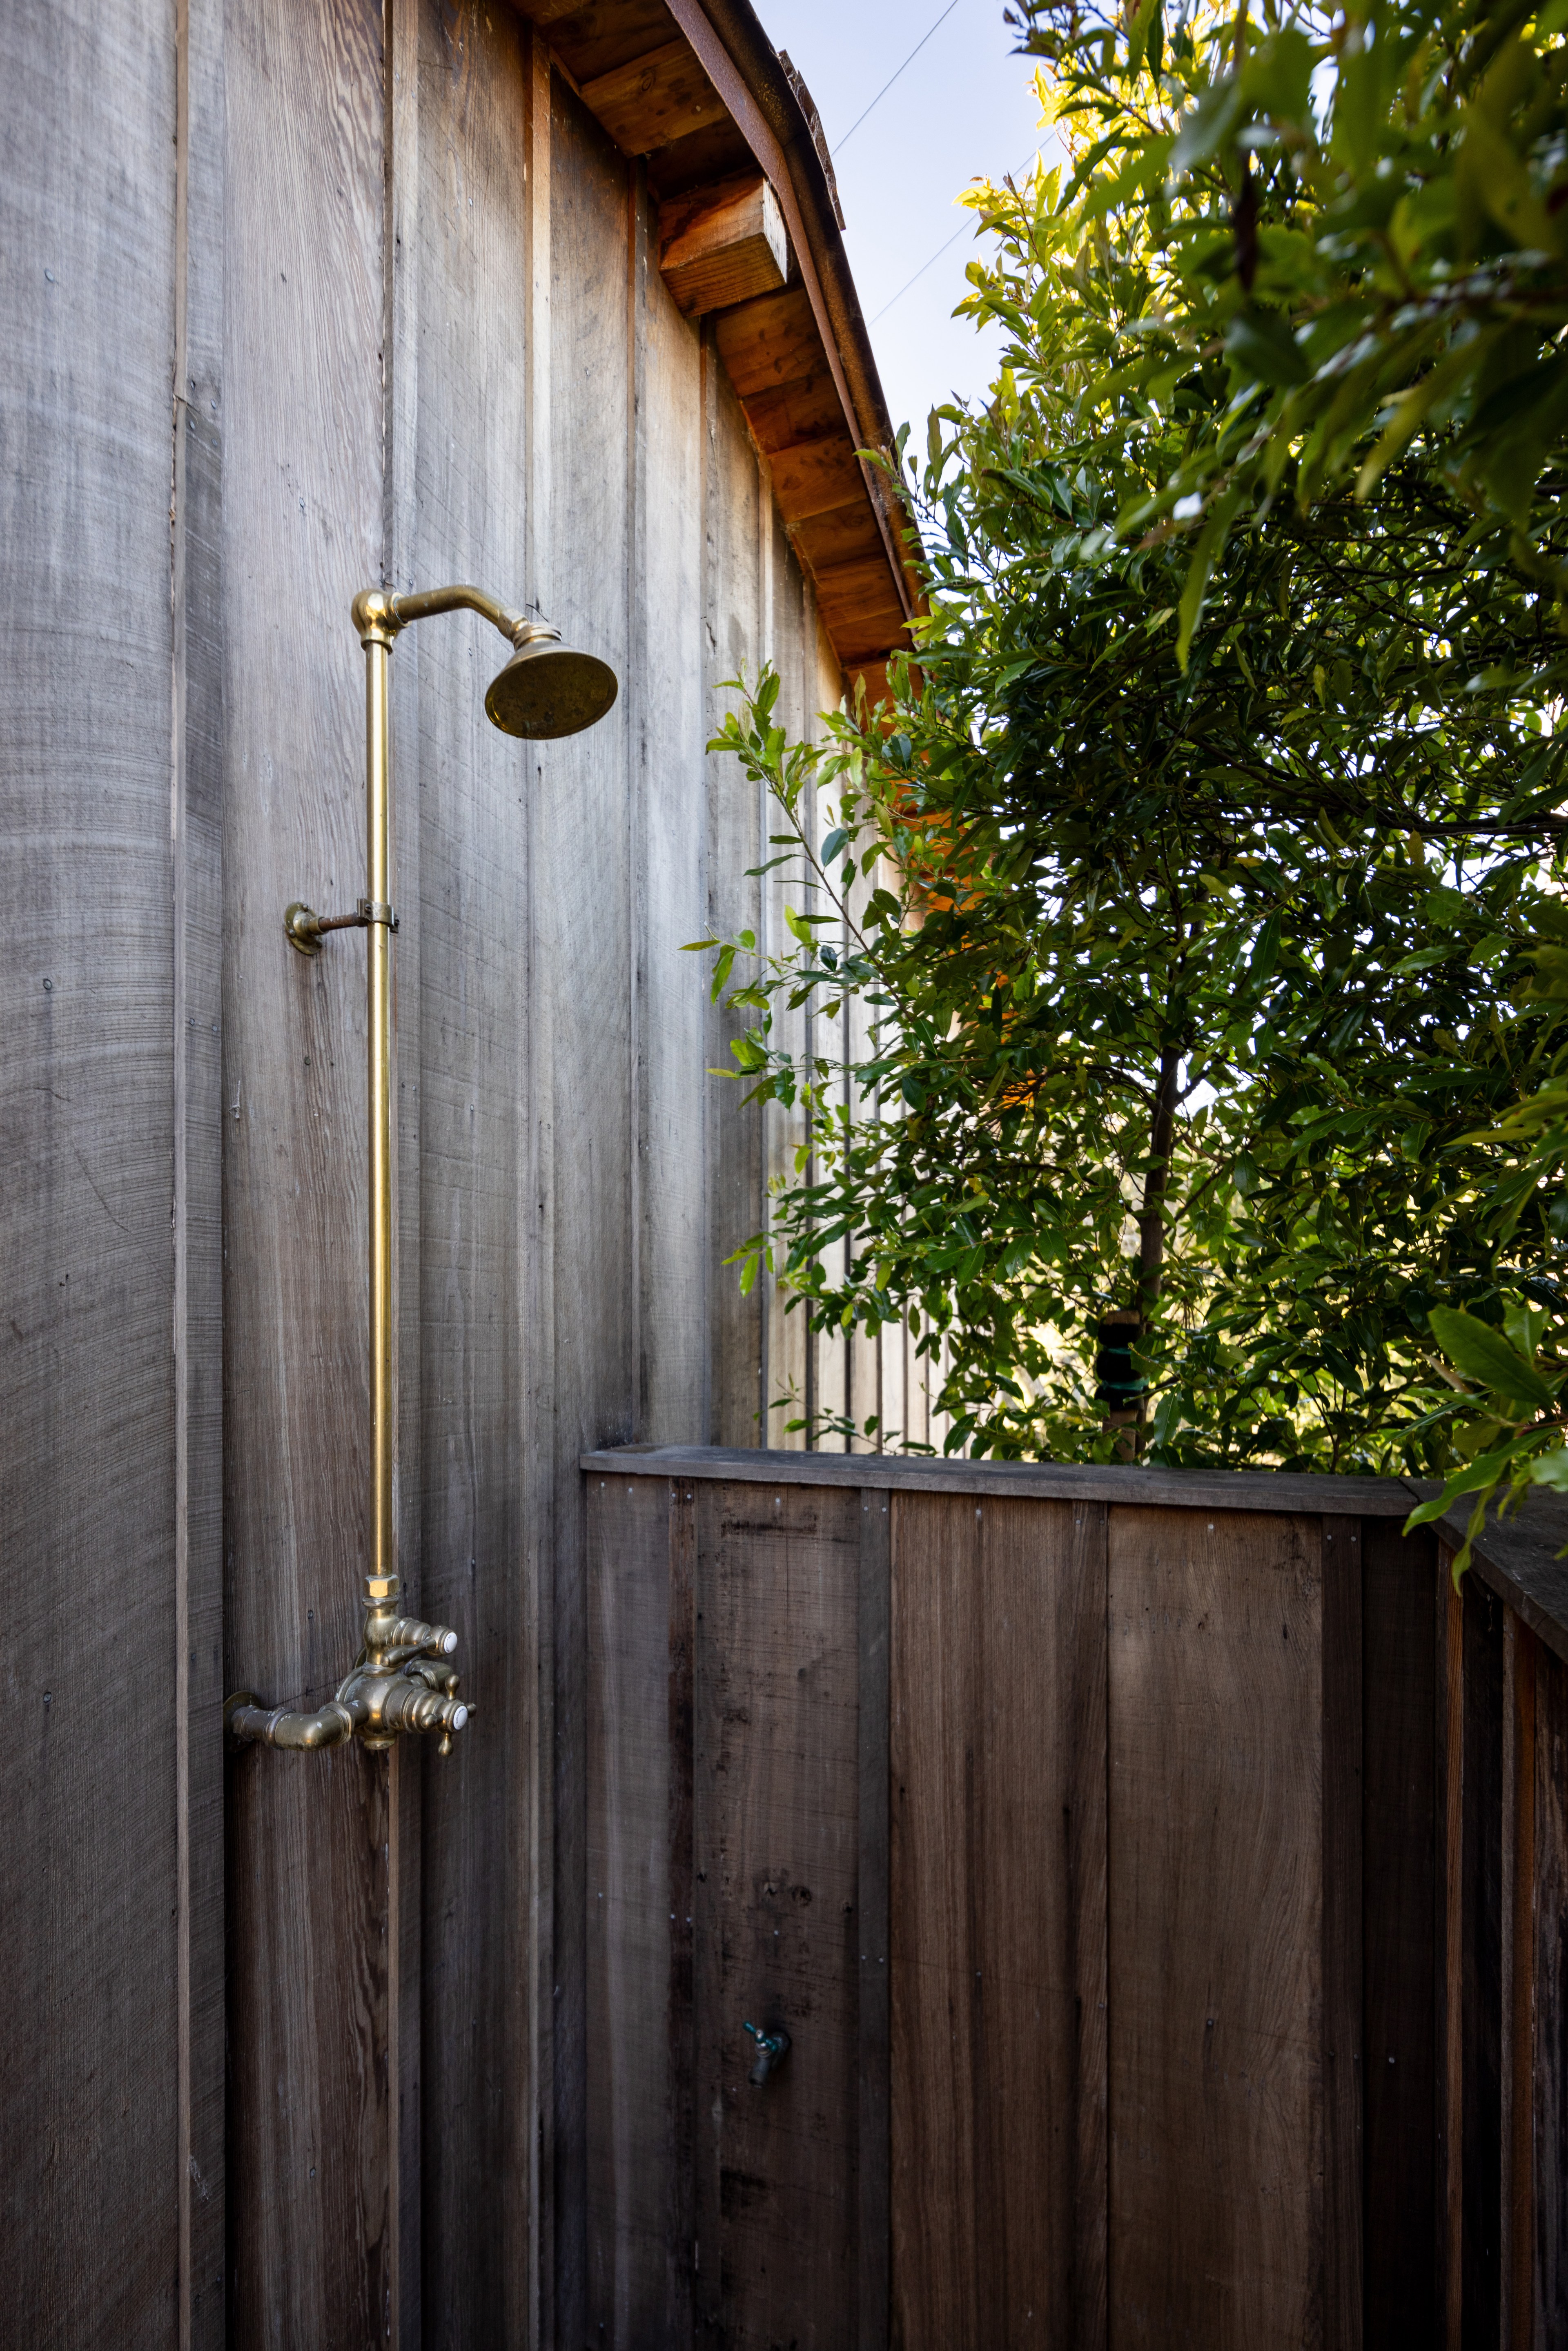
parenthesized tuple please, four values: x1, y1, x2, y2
(227, 1587, 474, 1757)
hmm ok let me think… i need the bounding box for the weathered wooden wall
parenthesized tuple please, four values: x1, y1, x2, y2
(2, 0, 916, 2343)
(1, 0, 225, 2342)
(584, 1448, 1568, 2351)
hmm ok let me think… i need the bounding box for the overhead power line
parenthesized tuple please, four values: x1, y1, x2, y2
(831, 0, 961, 152)
(869, 148, 1042, 327)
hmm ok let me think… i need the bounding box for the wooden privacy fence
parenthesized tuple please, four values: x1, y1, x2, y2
(582, 1445, 1568, 2349)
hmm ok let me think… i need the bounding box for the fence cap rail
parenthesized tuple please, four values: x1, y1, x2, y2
(580, 1443, 1417, 1517)
(583, 1447, 1568, 1662)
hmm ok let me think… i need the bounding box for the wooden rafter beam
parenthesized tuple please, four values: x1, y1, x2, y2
(580, 35, 728, 152)
(657, 172, 786, 316)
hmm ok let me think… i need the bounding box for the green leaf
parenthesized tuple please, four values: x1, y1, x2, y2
(1169, 78, 1245, 174)
(1427, 1306, 1557, 1413)
(1225, 308, 1309, 390)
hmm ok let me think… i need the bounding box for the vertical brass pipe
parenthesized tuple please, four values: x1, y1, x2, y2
(365, 637, 396, 1607)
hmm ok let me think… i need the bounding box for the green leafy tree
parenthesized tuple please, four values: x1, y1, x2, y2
(699, 111, 1568, 1476)
(1011, 0, 1568, 653)
(989, 0, 1568, 1535)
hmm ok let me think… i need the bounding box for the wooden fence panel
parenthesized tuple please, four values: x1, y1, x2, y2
(587, 1473, 686, 2343)
(1107, 1506, 1327, 2351)
(693, 1477, 864, 2348)
(584, 1451, 1568, 2349)
(1361, 1520, 1438, 2341)
(702, 348, 767, 1450)
(889, 1492, 1108, 2350)
(1536, 1640, 1568, 2343)
(1463, 1576, 1507, 2347)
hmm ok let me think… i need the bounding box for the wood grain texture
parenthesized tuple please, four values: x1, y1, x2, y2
(220, 0, 391, 2342)
(582, 34, 728, 153)
(635, 165, 708, 1452)
(1321, 1519, 1364, 2351)
(1462, 1574, 1506, 2346)
(715, 285, 821, 397)
(658, 172, 786, 316)
(0, 0, 185, 2340)
(384, 2, 424, 2336)
(546, 65, 638, 2351)
(580, 1443, 1420, 1517)
(173, 0, 229, 2339)
(586, 1474, 682, 2344)
(1503, 1611, 1537, 2349)
(1361, 1520, 1437, 2344)
(703, 341, 767, 1447)
(397, 7, 538, 2342)
(1411, 1482, 1568, 1669)
(760, 501, 811, 1452)
(1437, 1558, 1464, 2351)
(1107, 1507, 1324, 2351)
(515, 0, 675, 85)
(1534, 1641, 1568, 2343)
(858, 1493, 892, 2351)
(520, 32, 560, 2342)
(769, 435, 867, 526)
(693, 1478, 863, 2348)
(890, 1493, 1109, 2349)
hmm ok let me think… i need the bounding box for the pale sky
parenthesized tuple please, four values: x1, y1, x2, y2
(757, 0, 1056, 448)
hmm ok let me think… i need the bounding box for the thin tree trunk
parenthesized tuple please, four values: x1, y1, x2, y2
(1137, 1045, 1182, 1316)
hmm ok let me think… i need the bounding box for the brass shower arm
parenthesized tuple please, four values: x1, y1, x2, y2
(351, 583, 559, 652)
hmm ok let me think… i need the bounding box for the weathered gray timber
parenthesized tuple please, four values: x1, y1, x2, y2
(2, 1, 908, 2342)
(0, 2, 212, 2344)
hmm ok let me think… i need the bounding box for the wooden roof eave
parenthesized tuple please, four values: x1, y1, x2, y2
(664, 0, 917, 624)
(508, 0, 922, 703)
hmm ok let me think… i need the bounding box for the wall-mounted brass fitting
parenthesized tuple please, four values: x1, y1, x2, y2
(226, 1576, 473, 1759)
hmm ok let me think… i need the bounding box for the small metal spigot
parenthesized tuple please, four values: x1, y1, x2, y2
(226, 1577, 473, 1758)
(742, 2020, 791, 2087)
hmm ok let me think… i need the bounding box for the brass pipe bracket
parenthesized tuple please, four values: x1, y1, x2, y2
(285, 899, 399, 956)
(226, 1578, 473, 1759)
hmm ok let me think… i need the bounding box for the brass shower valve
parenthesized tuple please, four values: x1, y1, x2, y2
(226, 1579, 474, 1758)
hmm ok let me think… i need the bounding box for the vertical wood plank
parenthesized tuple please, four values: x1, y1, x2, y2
(1107, 1506, 1323, 2351)
(668, 1482, 698, 2343)
(1534, 1642, 1568, 2344)
(384, 7, 423, 2342)
(1437, 1554, 1465, 2351)
(1321, 1519, 1364, 2350)
(634, 180, 707, 1450)
(1503, 1613, 1537, 2350)
(694, 1478, 863, 2348)
(546, 68, 638, 2351)
(891, 1491, 1108, 2348)
(174, 0, 228, 2339)
(858, 1491, 892, 2351)
(397, 7, 540, 2344)
(1361, 1521, 1437, 2343)
(762, 504, 810, 1451)
(1462, 1575, 1506, 2347)
(220, 0, 391, 2341)
(586, 1473, 681, 2345)
(0, 0, 185, 2339)
(520, 29, 557, 2344)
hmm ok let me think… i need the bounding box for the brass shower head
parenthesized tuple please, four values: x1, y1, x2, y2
(486, 622, 618, 740)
